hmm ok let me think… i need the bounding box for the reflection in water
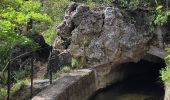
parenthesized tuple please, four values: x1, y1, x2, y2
(89, 60, 165, 100)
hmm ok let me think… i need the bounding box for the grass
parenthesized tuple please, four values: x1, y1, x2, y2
(60, 65, 72, 73)
(52, 57, 81, 79)
(52, 66, 71, 79)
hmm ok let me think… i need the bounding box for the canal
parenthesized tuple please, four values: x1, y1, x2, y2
(89, 57, 165, 100)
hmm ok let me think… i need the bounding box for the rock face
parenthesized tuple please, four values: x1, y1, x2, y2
(56, 2, 167, 88)
(57, 2, 166, 66)
(49, 49, 72, 72)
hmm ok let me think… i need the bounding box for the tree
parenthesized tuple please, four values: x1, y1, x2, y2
(0, 0, 51, 71)
(0, 0, 51, 99)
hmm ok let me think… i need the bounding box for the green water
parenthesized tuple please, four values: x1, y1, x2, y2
(90, 73, 164, 100)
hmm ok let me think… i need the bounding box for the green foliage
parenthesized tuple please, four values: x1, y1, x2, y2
(153, 6, 170, 85)
(85, 0, 112, 7)
(0, 71, 8, 85)
(0, 67, 30, 99)
(161, 48, 170, 84)
(0, 79, 29, 99)
(84, 0, 154, 10)
(11, 79, 29, 93)
(52, 65, 71, 79)
(0, 0, 51, 27)
(61, 66, 71, 73)
(0, 20, 34, 69)
(52, 58, 81, 79)
(154, 5, 170, 26)
(42, 0, 70, 44)
(0, 0, 52, 69)
(160, 66, 170, 84)
(0, 87, 7, 100)
(42, 27, 57, 44)
(43, 0, 70, 23)
(71, 58, 80, 68)
(118, 0, 151, 10)
(13, 69, 29, 81)
(0, 0, 51, 98)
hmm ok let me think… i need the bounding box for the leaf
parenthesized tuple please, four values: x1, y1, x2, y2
(156, 5, 163, 10)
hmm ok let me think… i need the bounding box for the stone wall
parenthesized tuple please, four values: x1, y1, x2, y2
(32, 69, 96, 100)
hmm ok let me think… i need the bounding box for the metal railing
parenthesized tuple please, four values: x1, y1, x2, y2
(6, 46, 53, 100)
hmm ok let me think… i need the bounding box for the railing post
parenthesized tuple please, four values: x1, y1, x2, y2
(7, 60, 11, 100)
(30, 52, 34, 99)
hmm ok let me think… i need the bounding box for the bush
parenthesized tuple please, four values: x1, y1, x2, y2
(161, 48, 170, 84)
(160, 66, 170, 84)
(0, 0, 51, 70)
(42, 27, 57, 44)
(0, 87, 7, 100)
(0, 79, 29, 99)
(61, 66, 71, 73)
(71, 58, 80, 68)
(42, 0, 70, 44)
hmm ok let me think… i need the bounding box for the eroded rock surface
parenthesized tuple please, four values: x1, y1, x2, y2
(57, 3, 164, 67)
(56, 2, 166, 88)
(56, 2, 167, 88)
(49, 49, 72, 72)
(32, 3, 169, 100)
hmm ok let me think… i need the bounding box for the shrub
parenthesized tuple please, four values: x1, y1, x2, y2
(154, 5, 170, 26)
(71, 58, 80, 68)
(161, 48, 170, 84)
(160, 66, 170, 84)
(0, 79, 29, 99)
(42, 0, 70, 44)
(60, 66, 71, 73)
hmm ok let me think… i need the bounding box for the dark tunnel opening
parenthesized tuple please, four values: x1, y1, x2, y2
(90, 54, 166, 100)
(120, 54, 166, 82)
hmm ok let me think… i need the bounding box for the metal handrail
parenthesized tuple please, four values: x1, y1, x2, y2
(9, 46, 51, 62)
(6, 46, 53, 100)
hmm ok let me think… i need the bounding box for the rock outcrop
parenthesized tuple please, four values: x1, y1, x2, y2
(32, 3, 170, 100)
(49, 49, 72, 72)
(57, 2, 165, 65)
(56, 2, 167, 88)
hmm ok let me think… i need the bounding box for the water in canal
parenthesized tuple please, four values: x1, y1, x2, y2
(89, 60, 165, 100)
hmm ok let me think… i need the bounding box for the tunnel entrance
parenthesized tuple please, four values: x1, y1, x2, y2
(89, 54, 166, 100)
